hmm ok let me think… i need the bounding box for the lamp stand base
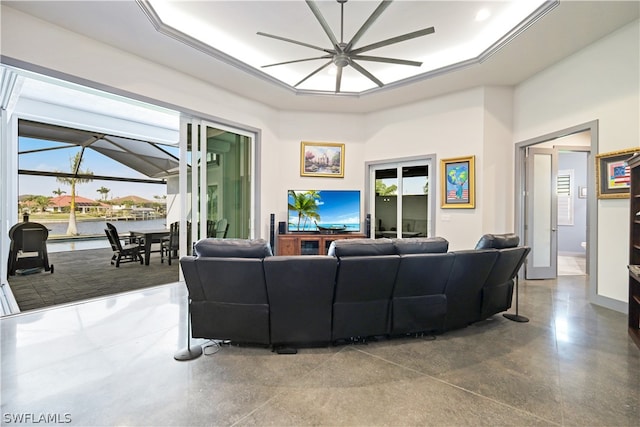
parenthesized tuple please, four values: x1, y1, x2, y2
(503, 313, 529, 323)
(173, 345, 203, 361)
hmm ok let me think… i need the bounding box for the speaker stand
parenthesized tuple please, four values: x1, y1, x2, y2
(503, 275, 529, 323)
(174, 300, 203, 361)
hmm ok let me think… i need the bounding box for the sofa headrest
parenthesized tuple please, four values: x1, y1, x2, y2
(194, 238, 273, 258)
(392, 237, 449, 254)
(474, 233, 520, 249)
(327, 238, 396, 257)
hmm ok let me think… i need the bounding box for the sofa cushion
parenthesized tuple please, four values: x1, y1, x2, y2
(327, 238, 395, 257)
(194, 238, 273, 258)
(264, 256, 338, 345)
(392, 237, 449, 254)
(474, 233, 520, 249)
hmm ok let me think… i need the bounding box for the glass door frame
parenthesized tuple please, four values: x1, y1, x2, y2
(365, 155, 436, 239)
(525, 146, 558, 279)
(180, 116, 258, 260)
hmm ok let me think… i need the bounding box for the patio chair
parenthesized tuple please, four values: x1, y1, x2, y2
(106, 222, 136, 245)
(215, 218, 229, 238)
(206, 220, 217, 238)
(105, 227, 142, 267)
(161, 221, 180, 265)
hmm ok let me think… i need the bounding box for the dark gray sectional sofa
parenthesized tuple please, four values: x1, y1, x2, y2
(180, 234, 529, 350)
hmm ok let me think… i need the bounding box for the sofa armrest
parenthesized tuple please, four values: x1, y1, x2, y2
(474, 233, 520, 249)
(179, 256, 205, 301)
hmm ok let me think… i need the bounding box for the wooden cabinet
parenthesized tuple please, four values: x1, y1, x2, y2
(276, 233, 367, 256)
(628, 153, 640, 349)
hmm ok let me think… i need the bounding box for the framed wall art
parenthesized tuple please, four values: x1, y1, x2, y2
(441, 155, 475, 209)
(595, 148, 637, 199)
(300, 141, 344, 178)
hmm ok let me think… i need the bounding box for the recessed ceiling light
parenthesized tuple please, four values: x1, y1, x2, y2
(476, 8, 491, 22)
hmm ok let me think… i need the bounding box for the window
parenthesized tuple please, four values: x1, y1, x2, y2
(557, 169, 573, 226)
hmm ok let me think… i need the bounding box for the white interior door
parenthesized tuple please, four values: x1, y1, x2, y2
(525, 147, 558, 279)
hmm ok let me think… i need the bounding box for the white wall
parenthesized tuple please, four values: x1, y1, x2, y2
(263, 111, 367, 234)
(363, 87, 513, 250)
(514, 20, 640, 303)
(482, 86, 515, 234)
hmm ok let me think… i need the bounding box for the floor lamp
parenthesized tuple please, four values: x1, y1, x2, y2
(174, 299, 203, 361)
(503, 267, 529, 323)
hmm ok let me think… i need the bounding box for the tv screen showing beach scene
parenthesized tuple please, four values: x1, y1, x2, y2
(288, 190, 361, 232)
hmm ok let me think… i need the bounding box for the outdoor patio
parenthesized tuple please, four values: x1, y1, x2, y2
(6, 244, 179, 312)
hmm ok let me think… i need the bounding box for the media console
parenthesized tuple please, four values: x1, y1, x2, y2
(276, 233, 367, 256)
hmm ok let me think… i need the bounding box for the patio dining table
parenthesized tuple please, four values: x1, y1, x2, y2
(130, 229, 170, 265)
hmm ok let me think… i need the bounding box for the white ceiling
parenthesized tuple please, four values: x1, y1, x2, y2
(143, 0, 552, 94)
(4, 1, 639, 114)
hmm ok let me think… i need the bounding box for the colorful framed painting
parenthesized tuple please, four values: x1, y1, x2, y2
(595, 148, 637, 199)
(440, 155, 475, 209)
(300, 141, 344, 178)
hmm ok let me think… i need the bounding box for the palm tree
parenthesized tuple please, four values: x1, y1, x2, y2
(56, 152, 93, 236)
(34, 195, 51, 213)
(375, 180, 397, 196)
(52, 188, 66, 197)
(153, 195, 167, 214)
(288, 190, 321, 231)
(97, 186, 110, 201)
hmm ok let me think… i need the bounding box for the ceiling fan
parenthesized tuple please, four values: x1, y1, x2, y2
(258, 0, 435, 93)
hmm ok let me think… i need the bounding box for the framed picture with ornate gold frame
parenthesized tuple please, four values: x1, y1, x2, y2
(595, 148, 637, 199)
(300, 141, 344, 178)
(441, 155, 475, 208)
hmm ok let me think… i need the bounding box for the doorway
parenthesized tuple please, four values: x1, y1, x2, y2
(366, 156, 435, 239)
(516, 124, 595, 281)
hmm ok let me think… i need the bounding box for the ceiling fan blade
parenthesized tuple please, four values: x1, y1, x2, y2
(335, 66, 343, 93)
(257, 31, 332, 53)
(294, 60, 333, 87)
(305, 0, 340, 49)
(351, 27, 435, 55)
(350, 60, 384, 87)
(346, 0, 392, 51)
(352, 55, 422, 67)
(262, 56, 332, 68)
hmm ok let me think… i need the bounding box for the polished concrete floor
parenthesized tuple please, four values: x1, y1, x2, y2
(1, 275, 638, 426)
(557, 255, 587, 276)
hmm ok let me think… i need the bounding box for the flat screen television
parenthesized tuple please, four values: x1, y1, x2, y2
(288, 190, 361, 233)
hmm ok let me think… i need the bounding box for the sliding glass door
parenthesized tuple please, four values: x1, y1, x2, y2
(368, 158, 433, 239)
(182, 118, 255, 248)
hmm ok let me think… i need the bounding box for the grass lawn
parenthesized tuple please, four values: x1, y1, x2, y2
(26, 212, 104, 222)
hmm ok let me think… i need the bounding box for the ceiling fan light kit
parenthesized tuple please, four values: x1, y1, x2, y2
(258, 0, 434, 93)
